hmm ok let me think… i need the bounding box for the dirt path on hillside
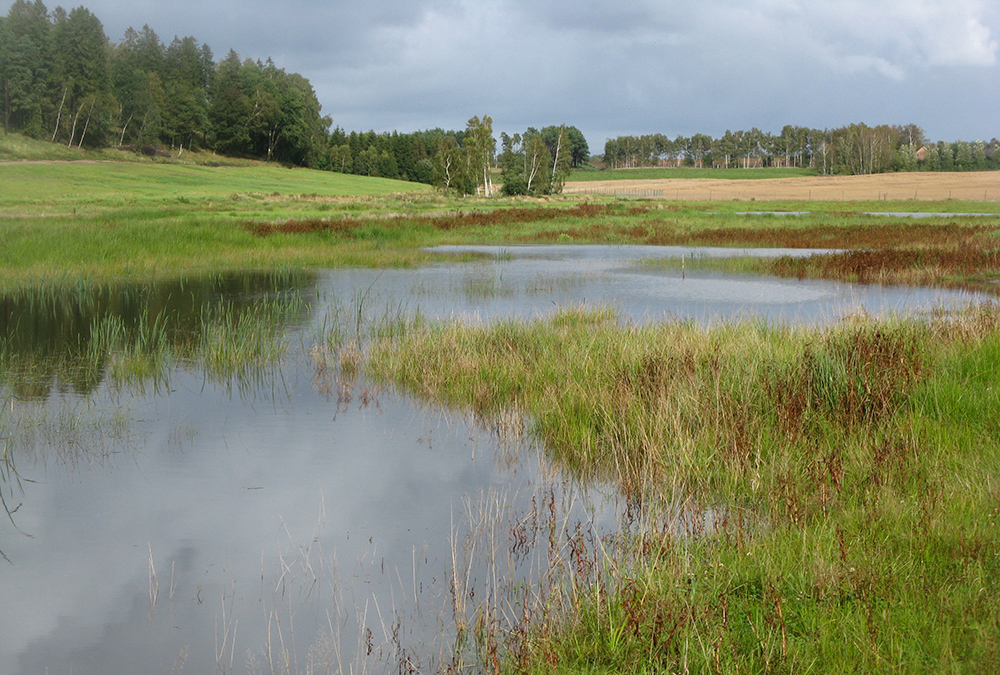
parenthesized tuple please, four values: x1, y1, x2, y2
(564, 171, 1000, 202)
(0, 159, 111, 165)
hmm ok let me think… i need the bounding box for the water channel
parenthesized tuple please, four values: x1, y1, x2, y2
(0, 246, 992, 674)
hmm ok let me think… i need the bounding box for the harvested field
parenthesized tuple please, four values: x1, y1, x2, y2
(565, 170, 1000, 202)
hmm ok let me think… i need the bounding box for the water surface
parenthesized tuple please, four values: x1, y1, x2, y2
(1, 246, 991, 674)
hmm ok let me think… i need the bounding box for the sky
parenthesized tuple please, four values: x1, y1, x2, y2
(11, 0, 1000, 151)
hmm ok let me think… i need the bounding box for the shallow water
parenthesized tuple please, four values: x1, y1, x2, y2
(0, 247, 991, 674)
(372, 244, 988, 325)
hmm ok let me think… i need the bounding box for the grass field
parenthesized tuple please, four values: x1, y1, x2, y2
(0, 160, 429, 207)
(566, 170, 1000, 202)
(0, 130, 263, 165)
(0, 131, 115, 162)
(0, 150, 437, 284)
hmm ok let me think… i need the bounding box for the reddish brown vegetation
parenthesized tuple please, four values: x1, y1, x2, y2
(770, 326, 926, 437)
(246, 203, 619, 236)
(771, 247, 1000, 285)
(653, 222, 994, 249)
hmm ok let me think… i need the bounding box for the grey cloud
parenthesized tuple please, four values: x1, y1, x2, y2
(8, 0, 997, 145)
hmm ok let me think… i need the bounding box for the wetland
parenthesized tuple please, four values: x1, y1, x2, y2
(2, 249, 997, 674)
(2, 162, 1000, 673)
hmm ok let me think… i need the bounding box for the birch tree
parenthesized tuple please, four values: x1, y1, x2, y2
(464, 115, 495, 197)
(541, 125, 571, 193)
(433, 136, 471, 193)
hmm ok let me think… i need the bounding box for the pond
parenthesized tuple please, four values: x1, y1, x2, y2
(0, 247, 991, 674)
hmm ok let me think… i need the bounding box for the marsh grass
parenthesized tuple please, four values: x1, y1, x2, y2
(646, 247, 1000, 293)
(768, 247, 1000, 290)
(197, 295, 303, 390)
(1, 407, 22, 558)
(366, 304, 1000, 673)
(0, 275, 314, 602)
(459, 273, 519, 299)
(91, 312, 174, 392)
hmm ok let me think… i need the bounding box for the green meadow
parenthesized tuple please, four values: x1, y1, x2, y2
(0, 154, 436, 284)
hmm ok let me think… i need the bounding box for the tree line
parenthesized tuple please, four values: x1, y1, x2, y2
(604, 124, 1000, 175)
(322, 120, 588, 194)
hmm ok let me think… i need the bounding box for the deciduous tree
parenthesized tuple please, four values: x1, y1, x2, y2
(432, 135, 471, 193)
(464, 114, 495, 196)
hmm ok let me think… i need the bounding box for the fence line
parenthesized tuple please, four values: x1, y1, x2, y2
(569, 188, 665, 198)
(565, 187, 999, 202)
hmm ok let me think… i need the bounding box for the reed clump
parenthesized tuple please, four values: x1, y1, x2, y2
(367, 304, 1000, 673)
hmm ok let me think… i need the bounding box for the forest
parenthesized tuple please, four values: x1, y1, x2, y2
(0, 1, 328, 165)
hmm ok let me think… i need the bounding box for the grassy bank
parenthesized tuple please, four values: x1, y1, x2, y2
(366, 305, 1000, 673)
(636, 215, 1000, 292)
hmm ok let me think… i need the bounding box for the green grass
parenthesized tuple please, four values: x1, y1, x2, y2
(0, 129, 290, 166)
(4, 150, 1000, 671)
(0, 130, 112, 162)
(365, 305, 1000, 673)
(0, 161, 429, 207)
(568, 167, 817, 181)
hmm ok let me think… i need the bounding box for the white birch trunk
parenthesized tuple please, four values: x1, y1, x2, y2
(78, 99, 95, 149)
(119, 114, 133, 147)
(51, 87, 68, 143)
(67, 100, 85, 148)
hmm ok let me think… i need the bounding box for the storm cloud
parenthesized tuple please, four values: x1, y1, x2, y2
(24, 0, 1000, 147)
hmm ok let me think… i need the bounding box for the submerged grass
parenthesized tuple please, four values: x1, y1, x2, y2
(366, 304, 1000, 673)
(0, 273, 310, 400)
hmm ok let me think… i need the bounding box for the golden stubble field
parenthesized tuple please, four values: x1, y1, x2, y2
(565, 171, 1000, 202)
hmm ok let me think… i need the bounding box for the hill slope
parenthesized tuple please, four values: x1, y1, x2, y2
(1, 133, 431, 202)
